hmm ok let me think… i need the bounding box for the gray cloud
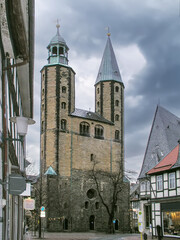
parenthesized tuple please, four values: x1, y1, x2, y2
(27, 0, 180, 177)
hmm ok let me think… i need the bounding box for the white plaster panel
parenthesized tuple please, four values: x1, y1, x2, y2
(177, 179, 180, 187)
(155, 211, 160, 216)
(177, 170, 180, 178)
(164, 173, 168, 181)
(164, 190, 168, 197)
(152, 212, 155, 219)
(151, 176, 155, 183)
(156, 215, 161, 225)
(164, 181, 168, 189)
(169, 190, 176, 196)
(155, 203, 160, 211)
(152, 183, 156, 191)
(157, 192, 163, 198)
(177, 188, 180, 195)
(151, 192, 155, 199)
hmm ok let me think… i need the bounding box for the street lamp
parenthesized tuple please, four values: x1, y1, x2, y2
(5, 115, 35, 240)
(10, 116, 35, 136)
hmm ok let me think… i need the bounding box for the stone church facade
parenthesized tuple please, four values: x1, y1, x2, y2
(40, 24, 130, 232)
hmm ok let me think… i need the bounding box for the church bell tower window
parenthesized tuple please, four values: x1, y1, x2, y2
(52, 46, 57, 55)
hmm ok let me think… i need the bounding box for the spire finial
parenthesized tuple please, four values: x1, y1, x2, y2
(56, 19, 60, 35)
(105, 26, 111, 37)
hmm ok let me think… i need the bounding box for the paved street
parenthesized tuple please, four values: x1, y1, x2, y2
(25, 231, 174, 240)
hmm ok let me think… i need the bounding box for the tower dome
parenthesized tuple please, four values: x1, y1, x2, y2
(47, 23, 69, 65)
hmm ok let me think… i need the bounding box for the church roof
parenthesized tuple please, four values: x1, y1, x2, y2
(138, 105, 180, 179)
(95, 35, 122, 85)
(71, 108, 113, 125)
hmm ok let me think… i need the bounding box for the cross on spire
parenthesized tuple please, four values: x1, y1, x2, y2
(56, 19, 60, 35)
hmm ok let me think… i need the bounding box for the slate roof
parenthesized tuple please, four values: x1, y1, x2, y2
(95, 36, 122, 85)
(148, 144, 179, 175)
(70, 108, 113, 125)
(138, 105, 180, 179)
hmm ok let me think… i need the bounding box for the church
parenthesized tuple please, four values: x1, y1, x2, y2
(40, 23, 130, 232)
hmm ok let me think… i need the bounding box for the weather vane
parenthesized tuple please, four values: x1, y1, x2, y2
(105, 26, 111, 36)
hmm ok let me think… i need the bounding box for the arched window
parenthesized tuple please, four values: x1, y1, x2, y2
(115, 114, 119, 121)
(115, 130, 120, 140)
(97, 101, 99, 108)
(115, 86, 119, 92)
(63, 219, 68, 230)
(90, 154, 94, 161)
(85, 201, 89, 209)
(62, 86, 66, 93)
(115, 100, 119, 106)
(95, 202, 99, 209)
(61, 102, 66, 109)
(52, 46, 57, 55)
(41, 121, 44, 133)
(61, 119, 67, 131)
(97, 88, 99, 94)
(59, 47, 64, 55)
(95, 125, 104, 139)
(80, 122, 90, 136)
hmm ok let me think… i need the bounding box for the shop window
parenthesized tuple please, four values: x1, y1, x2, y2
(163, 211, 180, 236)
(62, 86, 66, 93)
(169, 172, 175, 189)
(157, 175, 163, 191)
(61, 119, 67, 131)
(94, 125, 104, 139)
(61, 102, 66, 109)
(80, 122, 90, 136)
(115, 130, 120, 140)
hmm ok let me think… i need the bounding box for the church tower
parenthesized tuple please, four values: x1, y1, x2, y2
(40, 23, 75, 174)
(95, 32, 124, 169)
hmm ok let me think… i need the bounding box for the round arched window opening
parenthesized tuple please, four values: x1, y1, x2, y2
(87, 189, 97, 199)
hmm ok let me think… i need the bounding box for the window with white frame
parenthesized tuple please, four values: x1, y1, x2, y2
(146, 181, 150, 191)
(157, 175, 163, 191)
(169, 172, 175, 189)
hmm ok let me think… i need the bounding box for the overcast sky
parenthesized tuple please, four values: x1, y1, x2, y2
(27, 0, 180, 179)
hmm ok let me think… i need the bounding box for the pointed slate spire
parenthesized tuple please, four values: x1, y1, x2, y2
(95, 34, 122, 84)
